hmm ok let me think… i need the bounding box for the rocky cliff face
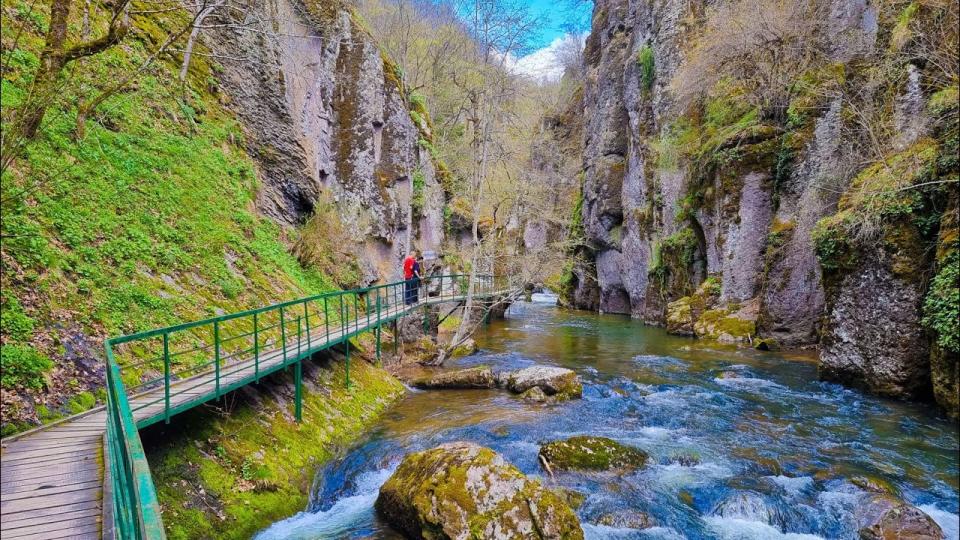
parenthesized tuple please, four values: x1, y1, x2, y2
(570, 0, 958, 416)
(207, 0, 445, 282)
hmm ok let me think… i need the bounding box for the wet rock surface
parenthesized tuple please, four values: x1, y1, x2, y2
(594, 510, 655, 529)
(410, 365, 495, 390)
(498, 366, 583, 400)
(375, 442, 583, 539)
(538, 436, 648, 473)
(857, 494, 945, 540)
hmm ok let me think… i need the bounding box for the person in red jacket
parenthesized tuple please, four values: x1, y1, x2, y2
(403, 250, 420, 304)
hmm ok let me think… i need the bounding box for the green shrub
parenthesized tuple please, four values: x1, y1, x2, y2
(1, 296, 35, 341)
(637, 45, 655, 93)
(923, 250, 959, 352)
(0, 345, 53, 390)
(412, 169, 425, 213)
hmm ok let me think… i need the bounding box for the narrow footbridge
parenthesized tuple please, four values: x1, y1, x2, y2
(1, 274, 512, 539)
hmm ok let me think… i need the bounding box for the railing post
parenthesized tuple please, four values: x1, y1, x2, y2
(339, 295, 345, 340)
(253, 311, 260, 383)
(214, 320, 221, 399)
(280, 305, 287, 366)
(294, 359, 302, 423)
(297, 316, 302, 359)
(376, 295, 382, 364)
(304, 300, 311, 350)
(324, 296, 330, 343)
(163, 332, 170, 424)
(354, 293, 359, 335)
(345, 337, 351, 389)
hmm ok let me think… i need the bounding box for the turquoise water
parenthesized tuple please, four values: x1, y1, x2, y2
(257, 299, 960, 539)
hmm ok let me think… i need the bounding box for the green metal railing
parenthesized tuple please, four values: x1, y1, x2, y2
(103, 273, 504, 538)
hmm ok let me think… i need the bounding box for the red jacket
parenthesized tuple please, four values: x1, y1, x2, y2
(403, 256, 415, 279)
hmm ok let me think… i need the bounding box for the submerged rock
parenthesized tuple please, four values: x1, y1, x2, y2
(857, 494, 944, 539)
(709, 491, 796, 531)
(851, 475, 900, 496)
(552, 487, 587, 510)
(410, 365, 495, 389)
(594, 510, 655, 529)
(376, 442, 583, 539)
(539, 436, 648, 473)
(500, 366, 583, 400)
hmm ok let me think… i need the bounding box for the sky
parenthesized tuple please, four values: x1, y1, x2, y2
(509, 0, 593, 81)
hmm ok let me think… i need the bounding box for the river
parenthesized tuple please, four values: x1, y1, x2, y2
(256, 297, 960, 539)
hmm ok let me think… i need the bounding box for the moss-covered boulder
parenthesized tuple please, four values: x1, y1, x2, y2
(666, 278, 721, 336)
(857, 494, 944, 539)
(694, 304, 757, 343)
(449, 338, 479, 358)
(410, 365, 495, 389)
(538, 436, 648, 473)
(500, 366, 583, 400)
(376, 442, 583, 539)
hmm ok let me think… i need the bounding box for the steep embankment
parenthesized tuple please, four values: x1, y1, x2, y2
(145, 354, 404, 539)
(565, 0, 958, 416)
(2, 0, 447, 534)
(0, 0, 438, 429)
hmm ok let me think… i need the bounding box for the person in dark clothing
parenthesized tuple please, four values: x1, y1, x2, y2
(403, 250, 420, 304)
(411, 254, 423, 304)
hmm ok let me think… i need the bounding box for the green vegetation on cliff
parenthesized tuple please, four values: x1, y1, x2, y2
(0, 4, 338, 431)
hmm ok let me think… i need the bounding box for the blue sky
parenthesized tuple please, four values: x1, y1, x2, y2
(523, 0, 589, 49)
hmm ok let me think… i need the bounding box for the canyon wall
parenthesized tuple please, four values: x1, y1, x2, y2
(207, 0, 446, 282)
(569, 0, 958, 416)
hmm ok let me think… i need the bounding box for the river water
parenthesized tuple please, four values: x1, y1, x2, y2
(257, 298, 960, 539)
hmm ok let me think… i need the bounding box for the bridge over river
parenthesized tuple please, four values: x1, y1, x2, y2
(0, 274, 513, 539)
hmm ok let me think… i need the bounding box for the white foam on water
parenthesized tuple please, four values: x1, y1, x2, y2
(583, 524, 686, 539)
(638, 426, 678, 439)
(768, 475, 814, 496)
(651, 461, 734, 489)
(920, 504, 960, 540)
(703, 517, 824, 540)
(253, 466, 395, 540)
(713, 377, 787, 391)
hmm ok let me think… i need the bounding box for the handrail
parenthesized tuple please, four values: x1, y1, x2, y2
(105, 341, 166, 540)
(102, 273, 509, 538)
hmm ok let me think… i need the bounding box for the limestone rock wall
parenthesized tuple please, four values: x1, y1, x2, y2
(207, 0, 444, 282)
(570, 0, 957, 415)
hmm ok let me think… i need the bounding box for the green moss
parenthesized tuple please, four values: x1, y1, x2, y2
(539, 436, 648, 471)
(924, 249, 959, 353)
(149, 359, 404, 539)
(695, 307, 756, 341)
(649, 228, 700, 298)
(67, 391, 97, 415)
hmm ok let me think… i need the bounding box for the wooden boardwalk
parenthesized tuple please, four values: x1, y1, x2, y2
(0, 298, 442, 539)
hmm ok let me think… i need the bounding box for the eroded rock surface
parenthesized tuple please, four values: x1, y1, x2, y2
(410, 365, 495, 390)
(376, 442, 583, 539)
(499, 366, 583, 400)
(857, 495, 944, 540)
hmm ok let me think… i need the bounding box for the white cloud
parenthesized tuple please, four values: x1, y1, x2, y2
(506, 33, 585, 83)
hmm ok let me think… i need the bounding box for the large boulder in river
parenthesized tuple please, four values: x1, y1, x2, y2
(500, 366, 583, 400)
(411, 365, 495, 389)
(376, 442, 583, 539)
(539, 436, 648, 473)
(857, 495, 944, 539)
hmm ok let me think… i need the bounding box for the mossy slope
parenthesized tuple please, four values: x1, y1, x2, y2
(145, 355, 404, 539)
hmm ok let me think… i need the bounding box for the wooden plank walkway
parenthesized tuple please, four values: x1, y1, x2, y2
(0, 295, 455, 539)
